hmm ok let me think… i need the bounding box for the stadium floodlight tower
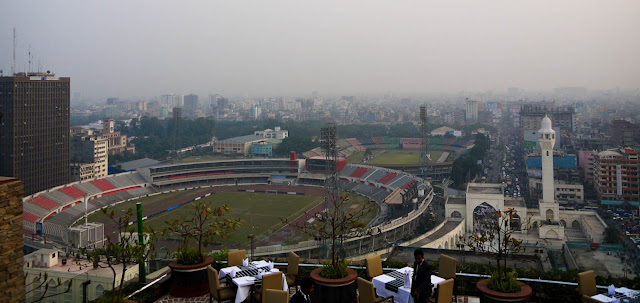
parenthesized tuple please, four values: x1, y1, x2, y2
(320, 124, 340, 213)
(420, 104, 429, 179)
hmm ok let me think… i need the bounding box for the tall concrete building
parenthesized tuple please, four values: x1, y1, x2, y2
(520, 103, 575, 151)
(465, 99, 478, 123)
(593, 148, 639, 202)
(184, 94, 198, 114)
(0, 73, 70, 195)
(102, 118, 135, 155)
(538, 115, 560, 222)
(70, 132, 108, 181)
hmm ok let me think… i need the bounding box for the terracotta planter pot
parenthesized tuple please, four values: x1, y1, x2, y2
(168, 256, 215, 298)
(476, 279, 533, 303)
(310, 268, 358, 303)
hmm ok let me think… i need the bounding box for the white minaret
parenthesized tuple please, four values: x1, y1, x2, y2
(538, 115, 559, 221)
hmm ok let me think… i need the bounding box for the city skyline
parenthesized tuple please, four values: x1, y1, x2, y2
(1, 0, 640, 100)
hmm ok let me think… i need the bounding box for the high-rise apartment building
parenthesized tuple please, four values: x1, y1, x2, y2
(593, 148, 639, 202)
(70, 131, 108, 181)
(0, 73, 70, 196)
(465, 99, 478, 123)
(184, 94, 198, 111)
(520, 103, 575, 132)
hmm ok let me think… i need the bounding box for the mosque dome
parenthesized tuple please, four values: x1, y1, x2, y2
(539, 115, 555, 134)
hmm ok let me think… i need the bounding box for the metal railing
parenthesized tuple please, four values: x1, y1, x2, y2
(124, 261, 611, 300)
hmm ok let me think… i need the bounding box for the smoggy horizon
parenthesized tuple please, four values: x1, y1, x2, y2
(1, 1, 639, 99)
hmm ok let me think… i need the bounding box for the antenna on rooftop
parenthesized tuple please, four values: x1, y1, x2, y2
(28, 44, 31, 73)
(12, 28, 16, 75)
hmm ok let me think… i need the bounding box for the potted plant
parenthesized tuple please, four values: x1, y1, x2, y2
(157, 200, 242, 298)
(459, 208, 533, 303)
(286, 124, 375, 303)
(291, 191, 374, 303)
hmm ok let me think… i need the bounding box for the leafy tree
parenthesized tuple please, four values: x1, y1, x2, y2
(288, 192, 375, 279)
(80, 207, 156, 303)
(604, 226, 619, 244)
(24, 272, 73, 303)
(274, 135, 319, 156)
(154, 200, 242, 265)
(459, 208, 530, 293)
(451, 133, 490, 187)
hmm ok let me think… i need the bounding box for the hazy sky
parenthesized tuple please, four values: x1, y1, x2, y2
(1, 1, 639, 99)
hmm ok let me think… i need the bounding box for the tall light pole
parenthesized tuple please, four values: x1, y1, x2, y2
(248, 234, 255, 261)
(84, 194, 88, 226)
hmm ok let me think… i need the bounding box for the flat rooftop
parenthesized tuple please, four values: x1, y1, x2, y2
(467, 183, 503, 195)
(505, 197, 526, 207)
(217, 134, 265, 144)
(24, 255, 134, 277)
(446, 196, 466, 205)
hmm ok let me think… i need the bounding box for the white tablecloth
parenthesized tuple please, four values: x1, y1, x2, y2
(372, 267, 445, 303)
(219, 261, 288, 303)
(591, 287, 640, 302)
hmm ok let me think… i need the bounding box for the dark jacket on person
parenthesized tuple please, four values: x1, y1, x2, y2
(289, 290, 312, 303)
(411, 260, 433, 303)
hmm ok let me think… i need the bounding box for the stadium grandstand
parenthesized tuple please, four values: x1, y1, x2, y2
(23, 155, 429, 249)
(302, 136, 474, 159)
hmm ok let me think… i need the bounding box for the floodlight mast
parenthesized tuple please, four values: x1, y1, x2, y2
(420, 104, 429, 178)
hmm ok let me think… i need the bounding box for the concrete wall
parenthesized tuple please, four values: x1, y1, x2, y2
(0, 177, 25, 302)
(421, 219, 466, 250)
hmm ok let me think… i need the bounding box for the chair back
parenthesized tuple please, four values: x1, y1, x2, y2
(261, 272, 283, 303)
(357, 277, 377, 303)
(577, 270, 597, 296)
(436, 279, 454, 303)
(287, 251, 300, 276)
(206, 266, 221, 300)
(227, 250, 246, 267)
(438, 254, 457, 279)
(365, 255, 383, 279)
(265, 289, 288, 303)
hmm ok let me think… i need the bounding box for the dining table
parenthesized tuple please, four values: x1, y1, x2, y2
(371, 266, 446, 303)
(591, 287, 640, 303)
(219, 260, 289, 303)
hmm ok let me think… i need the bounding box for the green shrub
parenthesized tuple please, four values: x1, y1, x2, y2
(486, 271, 521, 293)
(320, 259, 349, 279)
(175, 247, 204, 265)
(211, 248, 229, 262)
(383, 259, 409, 269)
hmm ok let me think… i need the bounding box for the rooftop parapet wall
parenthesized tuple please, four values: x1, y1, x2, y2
(0, 177, 25, 302)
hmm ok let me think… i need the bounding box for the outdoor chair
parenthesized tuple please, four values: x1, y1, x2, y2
(265, 289, 288, 303)
(228, 249, 246, 267)
(438, 254, 457, 301)
(357, 277, 394, 303)
(207, 266, 236, 303)
(432, 278, 454, 303)
(252, 272, 283, 303)
(365, 255, 383, 280)
(285, 251, 300, 291)
(577, 270, 597, 297)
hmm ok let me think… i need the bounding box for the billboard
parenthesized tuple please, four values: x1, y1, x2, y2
(482, 102, 502, 109)
(524, 141, 537, 150)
